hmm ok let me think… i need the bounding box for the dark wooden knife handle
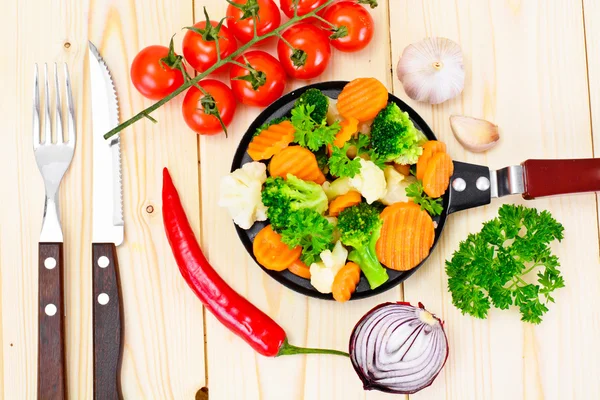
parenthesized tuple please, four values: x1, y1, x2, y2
(38, 242, 67, 400)
(522, 158, 600, 199)
(92, 243, 123, 400)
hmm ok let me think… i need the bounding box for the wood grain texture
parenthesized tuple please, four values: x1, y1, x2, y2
(0, 0, 84, 398)
(391, 1, 600, 399)
(195, 1, 403, 399)
(0, 0, 205, 399)
(38, 243, 67, 400)
(92, 243, 123, 400)
(87, 0, 206, 398)
(3, 0, 600, 399)
(584, 0, 600, 224)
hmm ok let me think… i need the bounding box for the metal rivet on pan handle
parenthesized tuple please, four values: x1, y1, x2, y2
(452, 177, 466, 192)
(476, 176, 491, 191)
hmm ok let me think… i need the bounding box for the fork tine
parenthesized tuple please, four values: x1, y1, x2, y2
(33, 64, 40, 149)
(43, 63, 51, 144)
(64, 63, 76, 147)
(54, 63, 64, 144)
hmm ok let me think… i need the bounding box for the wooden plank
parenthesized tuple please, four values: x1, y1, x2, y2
(194, 1, 403, 399)
(87, 0, 205, 399)
(0, 0, 206, 398)
(0, 0, 83, 397)
(390, 1, 600, 399)
(585, 1, 600, 149)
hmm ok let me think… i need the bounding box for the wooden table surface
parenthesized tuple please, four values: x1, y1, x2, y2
(2, 0, 600, 399)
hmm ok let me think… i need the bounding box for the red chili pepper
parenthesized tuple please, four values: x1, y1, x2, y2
(162, 168, 348, 358)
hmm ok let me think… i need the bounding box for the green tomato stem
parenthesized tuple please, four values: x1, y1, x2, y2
(229, 59, 247, 69)
(275, 32, 296, 52)
(103, 0, 337, 140)
(312, 14, 336, 29)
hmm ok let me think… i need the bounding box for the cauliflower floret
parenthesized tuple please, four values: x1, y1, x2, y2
(309, 241, 348, 294)
(326, 97, 342, 125)
(322, 177, 353, 200)
(379, 166, 417, 205)
(349, 159, 386, 204)
(358, 119, 373, 135)
(218, 162, 268, 229)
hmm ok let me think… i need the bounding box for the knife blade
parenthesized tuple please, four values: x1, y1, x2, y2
(89, 41, 124, 400)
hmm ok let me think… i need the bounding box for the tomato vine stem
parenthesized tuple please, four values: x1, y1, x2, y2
(103, 0, 337, 140)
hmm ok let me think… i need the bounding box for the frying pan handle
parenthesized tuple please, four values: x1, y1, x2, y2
(522, 158, 600, 199)
(447, 161, 491, 214)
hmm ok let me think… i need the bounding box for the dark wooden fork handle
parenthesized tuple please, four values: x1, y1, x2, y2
(92, 243, 123, 400)
(38, 242, 67, 400)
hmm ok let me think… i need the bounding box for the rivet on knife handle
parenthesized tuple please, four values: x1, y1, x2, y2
(93, 243, 123, 400)
(38, 242, 67, 400)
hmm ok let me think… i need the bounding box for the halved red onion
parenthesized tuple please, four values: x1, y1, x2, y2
(349, 302, 448, 394)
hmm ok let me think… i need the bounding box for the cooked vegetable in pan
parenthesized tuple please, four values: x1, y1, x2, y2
(220, 77, 453, 301)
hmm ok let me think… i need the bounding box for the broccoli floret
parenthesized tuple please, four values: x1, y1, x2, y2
(337, 203, 389, 289)
(261, 174, 328, 230)
(370, 103, 426, 164)
(254, 116, 289, 137)
(293, 88, 329, 124)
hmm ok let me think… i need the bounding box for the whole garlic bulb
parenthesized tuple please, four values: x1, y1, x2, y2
(397, 37, 465, 104)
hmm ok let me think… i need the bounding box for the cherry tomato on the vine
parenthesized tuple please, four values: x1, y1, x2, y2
(322, 1, 374, 52)
(230, 51, 286, 107)
(182, 79, 237, 135)
(130, 45, 185, 100)
(277, 23, 331, 80)
(279, 0, 328, 18)
(227, 0, 281, 44)
(182, 20, 238, 73)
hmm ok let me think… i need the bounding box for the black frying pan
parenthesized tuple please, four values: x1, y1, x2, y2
(230, 81, 600, 300)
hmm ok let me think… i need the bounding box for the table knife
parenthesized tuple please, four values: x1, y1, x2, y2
(88, 41, 124, 400)
(448, 158, 600, 213)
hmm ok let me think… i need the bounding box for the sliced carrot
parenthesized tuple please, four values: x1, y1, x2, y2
(327, 117, 360, 155)
(332, 262, 361, 303)
(334, 117, 359, 147)
(376, 202, 435, 271)
(253, 225, 301, 271)
(393, 163, 411, 176)
(416, 140, 447, 180)
(288, 259, 311, 279)
(336, 78, 388, 122)
(328, 190, 362, 217)
(247, 120, 295, 161)
(269, 146, 326, 184)
(422, 152, 454, 198)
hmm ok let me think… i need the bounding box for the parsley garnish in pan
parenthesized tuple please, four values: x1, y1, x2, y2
(445, 204, 565, 324)
(405, 180, 443, 216)
(291, 104, 339, 151)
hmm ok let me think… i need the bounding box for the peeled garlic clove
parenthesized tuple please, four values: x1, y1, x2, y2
(450, 115, 500, 153)
(397, 37, 465, 104)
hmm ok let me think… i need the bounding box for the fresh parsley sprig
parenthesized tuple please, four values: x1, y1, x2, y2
(328, 142, 362, 178)
(291, 104, 340, 151)
(328, 134, 384, 178)
(445, 204, 565, 324)
(280, 208, 335, 265)
(405, 181, 443, 216)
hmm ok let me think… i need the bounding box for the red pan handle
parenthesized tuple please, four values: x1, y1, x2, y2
(522, 158, 600, 199)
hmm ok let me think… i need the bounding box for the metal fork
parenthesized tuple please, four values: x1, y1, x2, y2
(33, 63, 75, 400)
